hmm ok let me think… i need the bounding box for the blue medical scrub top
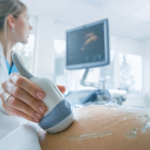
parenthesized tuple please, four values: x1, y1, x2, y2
(5, 58, 19, 75)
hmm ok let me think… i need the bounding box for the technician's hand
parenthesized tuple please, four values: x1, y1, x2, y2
(0, 73, 66, 123)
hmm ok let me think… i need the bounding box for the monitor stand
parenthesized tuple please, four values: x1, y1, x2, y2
(65, 69, 112, 105)
(80, 68, 105, 90)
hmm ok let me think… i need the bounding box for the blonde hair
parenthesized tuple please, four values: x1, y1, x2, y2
(0, 0, 27, 37)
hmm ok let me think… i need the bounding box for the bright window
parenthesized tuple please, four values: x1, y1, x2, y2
(13, 34, 35, 72)
(119, 53, 142, 95)
(100, 50, 115, 89)
(54, 39, 66, 55)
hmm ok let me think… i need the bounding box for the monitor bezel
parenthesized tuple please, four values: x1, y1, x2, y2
(66, 19, 110, 70)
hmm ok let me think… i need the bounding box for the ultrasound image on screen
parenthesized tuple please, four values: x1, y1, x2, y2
(67, 23, 105, 66)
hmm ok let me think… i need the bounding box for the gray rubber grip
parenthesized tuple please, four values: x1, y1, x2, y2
(11, 52, 33, 79)
(38, 99, 72, 129)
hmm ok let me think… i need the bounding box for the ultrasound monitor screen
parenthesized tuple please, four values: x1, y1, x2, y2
(66, 19, 109, 70)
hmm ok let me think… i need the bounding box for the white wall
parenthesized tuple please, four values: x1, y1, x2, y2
(54, 22, 73, 41)
(34, 17, 55, 80)
(143, 38, 150, 108)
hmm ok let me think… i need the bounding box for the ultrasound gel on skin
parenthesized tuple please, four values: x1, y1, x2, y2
(12, 52, 74, 134)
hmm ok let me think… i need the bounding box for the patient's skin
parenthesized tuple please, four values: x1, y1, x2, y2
(38, 105, 150, 150)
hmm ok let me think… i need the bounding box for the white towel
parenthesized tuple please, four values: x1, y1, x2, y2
(0, 104, 41, 150)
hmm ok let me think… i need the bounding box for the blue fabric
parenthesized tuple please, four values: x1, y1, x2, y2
(5, 58, 19, 75)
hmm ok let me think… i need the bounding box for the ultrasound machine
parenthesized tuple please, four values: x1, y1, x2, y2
(65, 19, 127, 105)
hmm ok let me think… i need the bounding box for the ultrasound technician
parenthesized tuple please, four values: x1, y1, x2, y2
(0, 0, 65, 122)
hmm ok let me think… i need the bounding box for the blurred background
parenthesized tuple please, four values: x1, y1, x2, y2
(16, 0, 150, 108)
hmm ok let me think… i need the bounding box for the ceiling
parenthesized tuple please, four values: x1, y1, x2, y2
(21, 0, 150, 40)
